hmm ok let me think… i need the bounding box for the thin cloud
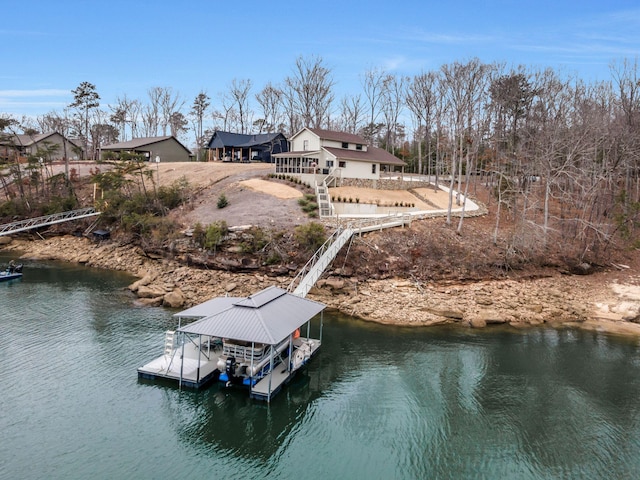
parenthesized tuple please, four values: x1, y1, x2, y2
(404, 30, 497, 45)
(0, 100, 67, 107)
(0, 89, 69, 98)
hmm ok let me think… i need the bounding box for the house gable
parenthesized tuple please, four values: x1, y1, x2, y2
(0, 132, 83, 162)
(101, 136, 192, 162)
(290, 127, 367, 153)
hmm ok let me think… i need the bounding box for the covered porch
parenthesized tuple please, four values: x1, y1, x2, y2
(273, 152, 324, 175)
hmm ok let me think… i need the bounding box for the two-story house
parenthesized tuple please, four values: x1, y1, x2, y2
(273, 128, 405, 186)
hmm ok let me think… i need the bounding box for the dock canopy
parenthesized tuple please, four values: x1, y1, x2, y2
(177, 286, 325, 345)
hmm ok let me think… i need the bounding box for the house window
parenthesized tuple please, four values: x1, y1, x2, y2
(372, 164, 377, 174)
(326, 160, 334, 168)
(303, 140, 309, 151)
(341, 142, 349, 149)
(356, 144, 363, 150)
(339, 161, 346, 168)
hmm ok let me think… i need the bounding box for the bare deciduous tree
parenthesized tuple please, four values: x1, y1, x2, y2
(227, 79, 253, 134)
(255, 83, 283, 133)
(338, 94, 365, 134)
(284, 55, 334, 130)
(361, 67, 387, 146)
(380, 74, 406, 154)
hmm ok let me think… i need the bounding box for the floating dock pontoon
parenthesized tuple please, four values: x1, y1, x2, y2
(138, 286, 325, 401)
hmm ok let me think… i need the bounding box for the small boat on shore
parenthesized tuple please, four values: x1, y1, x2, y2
(0, 263, 23, 282)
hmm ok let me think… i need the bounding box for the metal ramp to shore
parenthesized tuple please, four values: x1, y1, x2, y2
(0, 208, 100, 236)
(289, 226, 354, 297)
(289, 213, 413, 298)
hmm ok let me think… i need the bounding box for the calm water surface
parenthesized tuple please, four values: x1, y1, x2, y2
(1, 254, 640, 479)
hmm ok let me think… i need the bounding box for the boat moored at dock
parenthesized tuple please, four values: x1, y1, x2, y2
(138, 286, 325, 401)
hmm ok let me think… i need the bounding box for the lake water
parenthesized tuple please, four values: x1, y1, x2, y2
(1, 254, 640, 479)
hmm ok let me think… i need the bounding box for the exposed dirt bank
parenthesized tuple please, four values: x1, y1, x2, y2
(3, 235, 640, 338)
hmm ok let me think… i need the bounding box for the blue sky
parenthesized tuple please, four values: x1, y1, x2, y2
(2, 0, 640, 120)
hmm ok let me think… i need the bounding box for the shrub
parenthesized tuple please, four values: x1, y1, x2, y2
(192, 222, 205, 247)
(217, 193, 228, 209)
(204, 221, 228, 251)
(302, 202, 318, 213)
(121, 212, 159, 236)
(294, 222, 326, 252)
(240, 227, 269, 253)
(157, 177, 190, 210)
(265, 252, 282, 265)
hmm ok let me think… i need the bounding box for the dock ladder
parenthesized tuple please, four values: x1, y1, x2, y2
(163, 330, 175, 356)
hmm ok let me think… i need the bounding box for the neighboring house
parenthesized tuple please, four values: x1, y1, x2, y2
(100, 136, 192, 163)
(0, 132, 83, 163)
(206, 130, 288, 163)
(272, 127, 405, 185)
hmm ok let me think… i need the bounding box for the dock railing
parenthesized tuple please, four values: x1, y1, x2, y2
(289, 212, 413, 298)
(289, 226, 353, 297)
(343, 212, 413, 234)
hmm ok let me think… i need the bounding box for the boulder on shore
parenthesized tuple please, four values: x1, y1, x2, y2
(163, 289, 185, 308)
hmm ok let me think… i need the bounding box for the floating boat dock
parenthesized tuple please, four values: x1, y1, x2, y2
(138, 286, 324, 401)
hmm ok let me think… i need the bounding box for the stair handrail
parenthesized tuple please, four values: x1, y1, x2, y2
(0, 207, 100, 236)
(287, 226, 346, 294)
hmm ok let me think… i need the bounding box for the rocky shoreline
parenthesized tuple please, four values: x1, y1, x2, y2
(3, 235, 640, 337)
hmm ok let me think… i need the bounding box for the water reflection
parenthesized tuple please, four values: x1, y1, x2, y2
(153, 371, 321, 461)
(2, 255, 640, 479)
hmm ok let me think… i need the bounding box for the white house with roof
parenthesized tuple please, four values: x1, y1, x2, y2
(272, 128, 405, 186)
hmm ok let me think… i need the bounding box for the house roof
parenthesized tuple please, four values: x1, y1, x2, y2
(1, 132, 81, 149)
(324, 145, 406, 166)
(12, 133, 52, 146)
(177, 286, 325, 345)
(207, 130, 286, 149)
(102, 136, 192, 154)
(305, 127, 366, 145)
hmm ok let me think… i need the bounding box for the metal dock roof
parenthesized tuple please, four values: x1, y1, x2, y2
(177, 286, 325, 345)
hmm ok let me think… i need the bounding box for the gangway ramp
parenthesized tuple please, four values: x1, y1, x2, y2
(0, 208, 100, 236)
(289, 213, 413, 298)
(289, 226, 354, 298)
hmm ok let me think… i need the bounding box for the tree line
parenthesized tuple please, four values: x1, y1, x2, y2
(1, 55, 640, 263)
